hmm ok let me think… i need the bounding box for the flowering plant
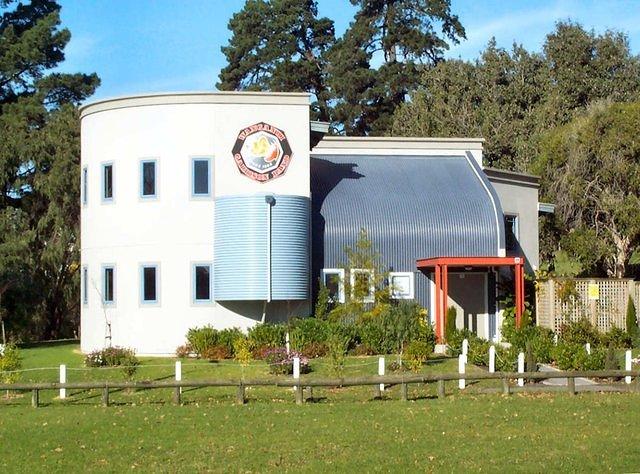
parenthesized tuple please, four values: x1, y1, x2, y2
(263, 347, 310, 375)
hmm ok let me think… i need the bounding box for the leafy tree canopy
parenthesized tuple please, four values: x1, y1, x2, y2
(535, 101, 640, 278)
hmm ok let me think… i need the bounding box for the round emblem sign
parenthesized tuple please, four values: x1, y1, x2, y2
(232, 122, 293, 182)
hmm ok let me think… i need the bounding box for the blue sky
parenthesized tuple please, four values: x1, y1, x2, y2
(55, 0, 640, 101)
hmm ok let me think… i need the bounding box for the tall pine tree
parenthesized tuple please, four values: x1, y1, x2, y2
(217, 0, 335, 121)
(327, 0, 465, 135)
(0, 0, 99, 339)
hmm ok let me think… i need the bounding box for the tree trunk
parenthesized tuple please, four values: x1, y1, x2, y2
(609, 233, 630, 278)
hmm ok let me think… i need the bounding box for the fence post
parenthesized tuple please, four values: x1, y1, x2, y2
(517, 352, 525, 387)
(293, 356, 302, 404)
(175, 360, 182, 393)
(458, 354, 465, 390)
(626, 350, 632, 384)
(553, 333, 558, 345)
(400, 382, 408, 401)
(31, 389, 39, 408)
(236, 383, 245, 405)
(502, 377, 510, 395)
(102, 386, 109, 407)
(567, 377, 576, 395)
(437, 379, 445, 399)
(59, 364, 66, 400)
(286, 332, 290, 355)
(585, 343, 591, 355)
(489, 346, 496, 373)
(378, 356, 385, 393)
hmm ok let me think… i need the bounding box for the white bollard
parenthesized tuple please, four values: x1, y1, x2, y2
(462, 338, 469, 357)
(293, 356, 300, 389)
(59, 364, 66, 399)
(458, 354, 465, 390)
(489, 345, 496, 373)
(553, 333, 558, 345)
(175, 360, 182, 394)
(285, 332, 290, 355)
(626, 350, 632, 384)
(517, 352, 525, 387)
(378, 356, 385, 392)
(585, 342, 591, 355)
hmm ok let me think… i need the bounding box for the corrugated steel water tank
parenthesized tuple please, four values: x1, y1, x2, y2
(214, 194, 310, 300)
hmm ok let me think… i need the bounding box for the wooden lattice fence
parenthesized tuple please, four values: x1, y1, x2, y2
(536, 278, 639, 333)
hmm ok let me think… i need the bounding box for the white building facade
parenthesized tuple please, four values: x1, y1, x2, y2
(80, 92, 541, 355)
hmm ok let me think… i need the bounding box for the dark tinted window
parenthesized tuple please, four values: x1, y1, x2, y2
(142, 161, 156, 196)
(143, 267, 157, 302)
(324, 272, 340, 302)
(104, 267, 114, 302)
(103, 164, 113, 199)
(505, 215, 518, 253)
(82, 167, 88, 204)
(83, 267, 88, 304)
(193, 160, 209, 195)
(195, 265, 211, 301)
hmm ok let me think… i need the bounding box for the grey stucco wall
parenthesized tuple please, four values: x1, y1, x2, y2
(485, 171, 539, 272)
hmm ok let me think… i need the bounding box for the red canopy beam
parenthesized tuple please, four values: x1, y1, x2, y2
(442, 264, 448, 341)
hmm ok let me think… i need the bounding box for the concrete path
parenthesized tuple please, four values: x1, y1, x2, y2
(538, 364, 598, 386)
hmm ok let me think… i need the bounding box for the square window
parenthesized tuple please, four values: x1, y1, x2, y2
(351, 269, 374, 303)
(141, 265, 158, 303)
(193, 264, 212, 302)
(192, 158, 210, 196)
(390, 272, 414, 299)
(141, 160, 156, 197)
(103, 266, 115, 304)
(321, 268, 345, 303)
(102, 163, 113, 201)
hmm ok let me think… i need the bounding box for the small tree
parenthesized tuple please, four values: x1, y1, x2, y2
(445, 306, 457, 342)
(314, 280, 331, 320)
(626, 296, 638, 339)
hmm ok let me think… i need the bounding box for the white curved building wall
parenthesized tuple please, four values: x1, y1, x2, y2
(80, 93, 311, 355)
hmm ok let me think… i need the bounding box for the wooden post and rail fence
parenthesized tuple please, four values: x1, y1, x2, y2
(3, 369, 640, 408)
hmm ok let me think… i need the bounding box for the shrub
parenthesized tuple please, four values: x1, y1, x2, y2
(626, 296, 638, 338)
(445, 306, 457, 342)
(466, 335, 491, 366)
(314, 281, 332, 320)
(357, 302, 433, 355)
(604, 345, 620, 371)
(402, 340, 430, 372)
(351, 344, 375, 356)
(552, 343, 605, 370)
(175, 345, 192, 358)
(326, 332, 349, 376)
(247, 324, 286, 353)
(186, 326, 219, 356)
(217, 328, 244, 356)
(0, 344, 21, 384)
(289, 317, 330, 353)
(201, 345, 231, 361)
(85, 346, 139, 379)
(263, 348, 309, 375)
(559, 319, 601, 346)
(601, 327, 632, 349)
(233, 338, 253, 365)
(301, 341, 328, 358)
(446, 329, 470, 357)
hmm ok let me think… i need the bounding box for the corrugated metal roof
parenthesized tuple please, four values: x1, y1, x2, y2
(310, 153, 505, 275)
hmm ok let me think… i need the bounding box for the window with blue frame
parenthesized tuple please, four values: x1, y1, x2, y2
(102, 163, 113, 201)
(140, 160, 157, 198)
(102, 265, 115, 304)
(193, 263, 212, 302)
(192, 158, 210, 196)
(141, 265, 159, 303)
(504, 214, 519, 254)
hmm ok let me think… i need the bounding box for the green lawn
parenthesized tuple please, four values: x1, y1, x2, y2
(1, 343, 639, 471)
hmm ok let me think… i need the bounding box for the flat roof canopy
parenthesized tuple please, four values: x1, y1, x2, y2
(417, 256, 524, 268)
(416, 255, 525, 344)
